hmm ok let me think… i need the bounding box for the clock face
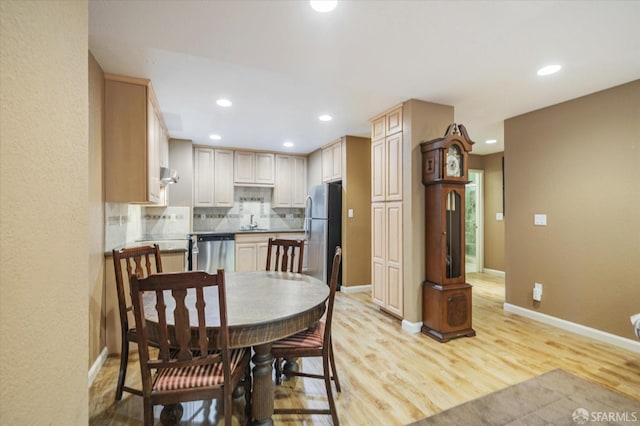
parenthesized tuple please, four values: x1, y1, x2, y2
(446, 146, 461, 177)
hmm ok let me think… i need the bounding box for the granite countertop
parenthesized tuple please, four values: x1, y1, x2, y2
(193, 228, 305, 235)
(105, 236, 190, 256)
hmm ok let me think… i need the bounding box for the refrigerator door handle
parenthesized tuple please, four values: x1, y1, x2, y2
(304, 195, 312, 235)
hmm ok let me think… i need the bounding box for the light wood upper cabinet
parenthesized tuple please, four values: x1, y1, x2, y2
(193, 147, 215, 206)
(234, 151, 275, 186)
(371, 138, 385, 202)
(372, 116, 385, 140)
(385, 106, 403, 136)
(273, 155, 308, 208)
(371, 110, 403, 202)
(214, 149, 234, 207)
(193, 147, 235, 207)
(322, 139, 342, 183)
(385, 133, 403, 201)
(104, 74, 168, 204)
(234, 151, 254, 184)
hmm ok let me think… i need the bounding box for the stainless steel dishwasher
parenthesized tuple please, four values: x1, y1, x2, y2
(190, 233, 235, 273)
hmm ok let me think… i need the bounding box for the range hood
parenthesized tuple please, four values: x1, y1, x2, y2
(160, 167, 179, 185)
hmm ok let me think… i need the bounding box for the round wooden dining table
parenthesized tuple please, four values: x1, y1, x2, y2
(143, 270, 329, 425)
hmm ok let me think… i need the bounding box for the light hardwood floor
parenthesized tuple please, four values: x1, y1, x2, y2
(89, 272, 640, 425)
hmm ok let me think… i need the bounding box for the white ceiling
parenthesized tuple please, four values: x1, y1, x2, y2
(89, 0, 639, 156)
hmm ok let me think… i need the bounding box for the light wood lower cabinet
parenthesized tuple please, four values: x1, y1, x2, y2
(235, 233, 276, 272)
(371, 202, 403, 317)
(235, 232, 308, 272)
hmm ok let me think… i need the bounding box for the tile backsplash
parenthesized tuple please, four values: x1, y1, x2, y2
(104, 202, 143, 250)
(105, 187, 303, 251)
(193, 187, 304, 232)
(105, 203, 190, 251)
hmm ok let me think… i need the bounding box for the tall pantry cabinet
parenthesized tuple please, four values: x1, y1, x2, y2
(370, 100, 455, 327)
(371, 106, 404, 317)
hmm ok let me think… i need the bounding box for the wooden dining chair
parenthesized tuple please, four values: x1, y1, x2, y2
(130, 270, 252, 426)
(112, 244, 163, 401)
(271, 247, 343, 425)
(266, 237, 305, 273)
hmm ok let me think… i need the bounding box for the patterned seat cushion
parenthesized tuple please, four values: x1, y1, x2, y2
(272, 322, 325, 349)
(153, 348, 246, 391)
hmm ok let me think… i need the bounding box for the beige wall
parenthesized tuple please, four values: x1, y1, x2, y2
(343, 136, 371, 286)
(481, 153, 505, 271)
(504, 80, 640, 340)
(89, 52, 106, 366)
(468, 153, 506, 272)
(403, 100, 455, 323)
(0, 1, 89, 423)
(168, 138, 194, 207)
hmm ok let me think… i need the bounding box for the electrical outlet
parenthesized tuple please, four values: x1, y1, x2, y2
(533, 282, 543, 301)
(534, 214, 547, 226)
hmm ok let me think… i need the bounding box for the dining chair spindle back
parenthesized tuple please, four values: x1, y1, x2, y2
(112, 244, 163, 401)
(130, 270, 252, 426)
(266, 237, 305, 273)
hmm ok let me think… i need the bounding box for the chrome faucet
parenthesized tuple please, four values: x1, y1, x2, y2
(249, 214, 258, 230)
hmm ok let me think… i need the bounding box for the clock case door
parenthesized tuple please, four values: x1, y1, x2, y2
(424, 184, 466, 285)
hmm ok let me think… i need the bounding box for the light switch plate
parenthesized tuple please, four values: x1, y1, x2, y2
(496, 212, 504, 221)
(534, 214, 547, 226)
(348, 209, 354, 218)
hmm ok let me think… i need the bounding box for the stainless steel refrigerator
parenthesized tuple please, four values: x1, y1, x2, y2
(305, 182, 342, 288)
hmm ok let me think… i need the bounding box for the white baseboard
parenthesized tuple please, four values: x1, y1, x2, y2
(341, 284, 371, 294)
(88, 347, 108, 387)
(402, 319, 422, 334)
(503, 303, 640, 354)
(482, 268, 505, 276)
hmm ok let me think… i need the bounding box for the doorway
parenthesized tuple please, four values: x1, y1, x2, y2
(465, 170, 484, 273)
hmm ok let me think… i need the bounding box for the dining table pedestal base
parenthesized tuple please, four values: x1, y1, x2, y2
(251, 343, 274, 425)
(159, 403, 183, 425)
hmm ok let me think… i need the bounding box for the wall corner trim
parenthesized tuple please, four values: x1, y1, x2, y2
(503, 303, 640, 354)
(88, 347, 109, 387)
(402, 320, 423, 334)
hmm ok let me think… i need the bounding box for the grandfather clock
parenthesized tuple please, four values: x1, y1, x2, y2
(420, 123, 476, 342)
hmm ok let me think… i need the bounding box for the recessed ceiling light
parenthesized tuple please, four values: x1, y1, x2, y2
(216, 98, 232, 107)
(283, 141, 294, 148)
(485, 139, 497, 144)
(310, 0, 337, 13)
(209, 134, 222, 141)
(318, 114, 332, 122)
(537, 65, 562, 76)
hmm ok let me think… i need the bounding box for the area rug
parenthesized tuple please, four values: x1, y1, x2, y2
(408, 369, 639, 425)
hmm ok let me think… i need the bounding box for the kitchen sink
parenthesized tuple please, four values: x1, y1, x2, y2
(238, 227, 270, 232)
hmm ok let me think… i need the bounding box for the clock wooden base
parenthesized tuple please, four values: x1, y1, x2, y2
(421, 281, 476, 343)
